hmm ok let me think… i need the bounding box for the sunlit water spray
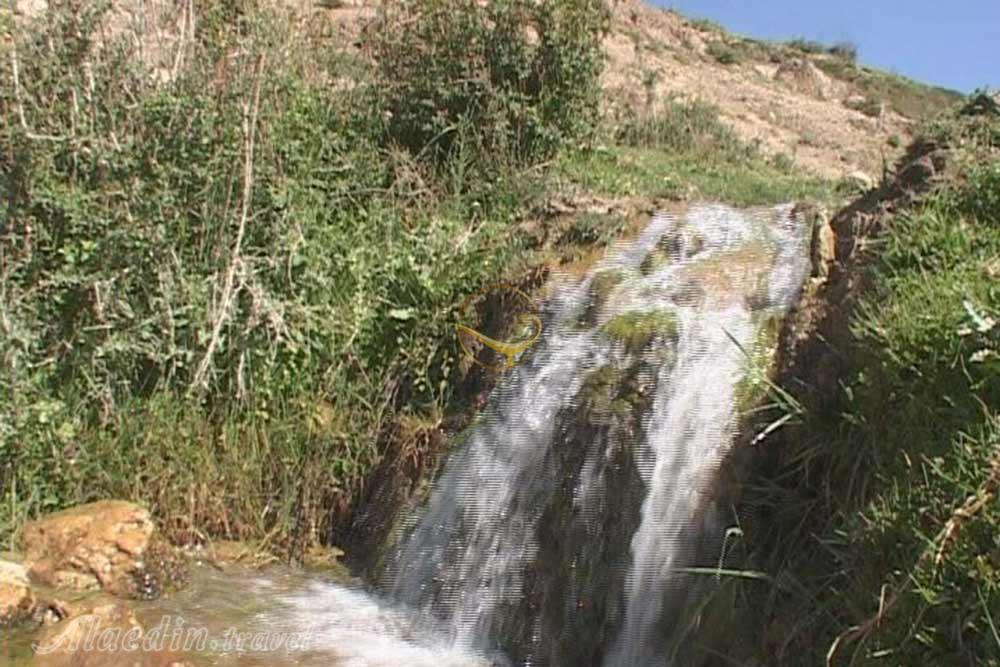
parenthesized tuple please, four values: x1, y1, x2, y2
(72, 205, 809, 667)
(388, 203, 810, 665)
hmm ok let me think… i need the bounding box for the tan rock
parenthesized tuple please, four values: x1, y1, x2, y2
(0, 559, 36, 625)
(810, 211, 836, 280)
(774, 58, 840, 101)
(34, 602, 193, 667)
(21, 500, 189, 600)
(844, 170, 875, 191)
(792, 203, 835, 280)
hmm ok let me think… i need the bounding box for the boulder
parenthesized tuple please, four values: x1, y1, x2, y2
(0, 559, 36, 625)
(21, 500, 188, 600)
(34, 602, 194, 667)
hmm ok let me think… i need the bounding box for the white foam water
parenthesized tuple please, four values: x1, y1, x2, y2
(387, 204, 810, 665)
(45, 206, 810, 667)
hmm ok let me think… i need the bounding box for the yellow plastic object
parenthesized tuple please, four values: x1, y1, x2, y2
(455, 284, 543, 372)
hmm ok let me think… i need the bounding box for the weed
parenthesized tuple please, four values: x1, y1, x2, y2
(707, 40, 741, 66)
(721, 104, 1000, 666)
(0, 0, 605, 555)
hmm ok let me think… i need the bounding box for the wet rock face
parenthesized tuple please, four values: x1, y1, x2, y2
(21, 500, 189, 601)
(0, 559, 36, 626)
(792, 202, 834, 280)
(498, 356, 658, 666)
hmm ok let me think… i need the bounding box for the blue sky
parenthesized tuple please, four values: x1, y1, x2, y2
(653, 0, 998, 93)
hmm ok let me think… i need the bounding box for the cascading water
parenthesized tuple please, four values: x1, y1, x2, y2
(386, 203, 812, 665)
(31, 204, 812, 667)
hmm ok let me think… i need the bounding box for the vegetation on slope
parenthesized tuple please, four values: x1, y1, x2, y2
(558, 96, 837, 207)
(0, 0, 608, 553)
(3, 3, 992, 665)
(713, 96, 1000, 666)
(0, 0, 852, 557)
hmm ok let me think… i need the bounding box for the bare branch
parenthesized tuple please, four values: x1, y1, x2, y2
(7, 0, 69, 142)
(190, 54, 265, 394)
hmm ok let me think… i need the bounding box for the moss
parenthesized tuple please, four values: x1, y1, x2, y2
(733, 315, 781, 413)
(592, 268, 627, 300)
(578, 365, 626, 419)
(602, 310, 679, 353)
(638, 249, 669, 275)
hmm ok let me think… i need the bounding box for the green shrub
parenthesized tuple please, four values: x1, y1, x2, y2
(615, 97, 749, 158)
(707, 40, 740, 65)
(828, 41, 858, 63)
(771, 152, 795, 173)
(786, 37, 826, 54)
(367, 0, 609, 181)
(0, 0, 543, 552)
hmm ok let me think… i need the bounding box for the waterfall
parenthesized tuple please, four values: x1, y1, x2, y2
(387, 204, 811, 665)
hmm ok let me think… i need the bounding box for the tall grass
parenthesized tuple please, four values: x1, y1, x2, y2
(720, 102, 1000, 666)
(0, 0, 606, 554)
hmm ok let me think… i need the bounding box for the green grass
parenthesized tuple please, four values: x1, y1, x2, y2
(564, 98, 836, 207)
(718, 104, 1000, 666)
(816, 59, 964, 121)
(558, 144, 835, 207)
(707, 40, 741, 66)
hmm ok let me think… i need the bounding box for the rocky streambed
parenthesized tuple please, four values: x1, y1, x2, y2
(2, 500, 487, 667)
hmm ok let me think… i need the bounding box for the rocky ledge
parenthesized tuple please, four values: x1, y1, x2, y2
(1, 500, 193, 666)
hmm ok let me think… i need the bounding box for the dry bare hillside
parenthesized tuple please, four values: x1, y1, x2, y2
(329, 0, 960, 179)
(11, 0, 959, 181)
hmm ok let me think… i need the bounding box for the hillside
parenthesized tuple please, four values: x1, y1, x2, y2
(12, 0, 958, 181)
(311, 0, 961, 178)
(3, 2, 995, 666)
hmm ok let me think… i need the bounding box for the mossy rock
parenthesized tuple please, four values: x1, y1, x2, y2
(591, 269, 628, 307)
(602, 310, 679, 353)
(733, 315, 782, 413)
(578, 269, 630, 328)
(577, 365, 626, 422)
(639, 249, 669, 275)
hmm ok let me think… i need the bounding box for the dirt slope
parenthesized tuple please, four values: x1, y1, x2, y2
(10, 0, 961, 180)
(602, 0, 962, 178)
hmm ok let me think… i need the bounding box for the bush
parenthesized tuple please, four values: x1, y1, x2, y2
(828, 41, 858, 63)
(786, 37, 826, 54)
(615, 97, 749, 158)
(707, 40, 740, 65)
(0, 0, 544, 553)
(367, 0, 609, 181)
